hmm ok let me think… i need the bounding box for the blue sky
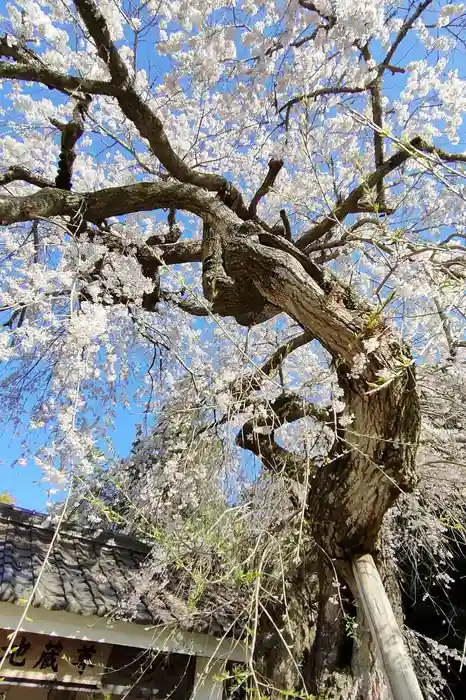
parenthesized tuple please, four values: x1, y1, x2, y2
(0, 403, 140, 509)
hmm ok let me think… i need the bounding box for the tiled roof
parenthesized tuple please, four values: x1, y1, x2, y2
(0, 504, 240, 634)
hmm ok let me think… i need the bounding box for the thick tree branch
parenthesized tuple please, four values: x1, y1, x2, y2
(0, 180, 361, 355)
(236, 393, 328, 482)
(0, 187, 83, 224)
(166, 207, 181, 243)
(0, 9, 250, 219)
(296, 136, 466, 250)
(417, 142, 466, 163)
(225, 234, 362, 360)
(248, 158, 284, 218)
(371, 82, 384, 206)
(0, 167, 54, 189)
(2, 133, 463, 256)
(0, 35, 39, 63)
(236, 423, 305, 487)
(73, 0, 129, 88)
(52, 95, 92, 190)
(148, 240, 202, 266)
(0, 182, 237, 226)
(73, 0, 250, 218)
(0, 61, 119, 96)
(173, 298, 210, 316)
(258, 231, 326, 287)
(279, 209, 292, 241)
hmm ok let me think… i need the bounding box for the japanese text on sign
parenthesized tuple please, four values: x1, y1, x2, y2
(0, 630, 110, 685)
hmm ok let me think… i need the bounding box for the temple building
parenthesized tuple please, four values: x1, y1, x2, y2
(0, 505, 246, 699)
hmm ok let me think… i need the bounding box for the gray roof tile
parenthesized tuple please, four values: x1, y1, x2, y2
(0, 505, 242, 635)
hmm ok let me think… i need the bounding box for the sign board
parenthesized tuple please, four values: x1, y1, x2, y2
(0, 630, 112, 686)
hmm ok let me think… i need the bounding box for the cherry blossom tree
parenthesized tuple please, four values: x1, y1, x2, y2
(1, 0, 466, 697)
